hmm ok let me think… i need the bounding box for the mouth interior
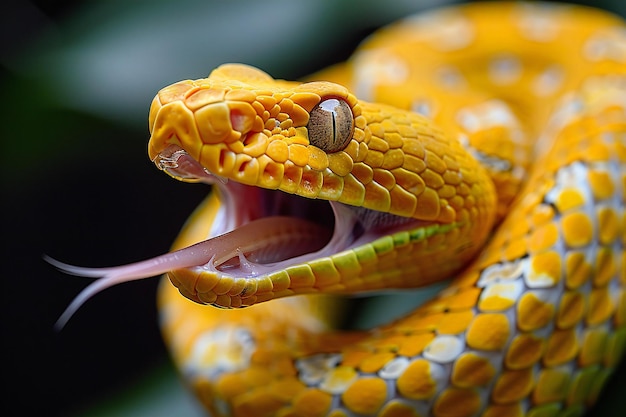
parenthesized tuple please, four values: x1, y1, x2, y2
(153, 145, 355, 275)
(49, 145, 422, 327)
(153, 144, 427, 277)
(204, 190, 339, 276)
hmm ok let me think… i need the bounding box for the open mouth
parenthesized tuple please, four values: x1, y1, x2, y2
(154, 145, 339, 275)
(153, 145, 419, 277)
(49, 145, 421, 327)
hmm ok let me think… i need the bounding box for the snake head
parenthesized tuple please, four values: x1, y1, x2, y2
(147, 63, 364, 204)
(51, 64, 496, 322)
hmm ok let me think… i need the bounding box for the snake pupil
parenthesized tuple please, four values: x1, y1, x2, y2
(307, 98, 354, 153)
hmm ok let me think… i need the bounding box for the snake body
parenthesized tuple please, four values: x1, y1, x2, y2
(54, 2, 625, 417)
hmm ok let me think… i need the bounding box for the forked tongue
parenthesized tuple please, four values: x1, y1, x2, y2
(49, 216, 331, 329)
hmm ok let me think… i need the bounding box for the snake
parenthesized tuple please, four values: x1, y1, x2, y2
(49, 2, 626, 417)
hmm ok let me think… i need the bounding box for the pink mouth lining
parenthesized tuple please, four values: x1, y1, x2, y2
(49, 145, 421, 329)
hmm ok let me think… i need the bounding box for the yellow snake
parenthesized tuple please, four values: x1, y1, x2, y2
(50, 2, 625, 417)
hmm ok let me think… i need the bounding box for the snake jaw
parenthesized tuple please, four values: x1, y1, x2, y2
(50, 140, 427, 323)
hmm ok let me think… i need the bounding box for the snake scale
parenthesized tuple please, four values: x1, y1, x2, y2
(51, 2, 625, 417)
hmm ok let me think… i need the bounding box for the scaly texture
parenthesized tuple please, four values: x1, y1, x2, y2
(57, 2, 625, 417)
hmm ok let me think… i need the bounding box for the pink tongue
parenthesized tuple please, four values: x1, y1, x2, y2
(49, 216, 330, 328)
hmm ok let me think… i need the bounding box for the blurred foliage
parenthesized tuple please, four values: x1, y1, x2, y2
(1, 0, 624, 416)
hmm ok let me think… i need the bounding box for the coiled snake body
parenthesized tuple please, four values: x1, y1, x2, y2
(53, 3, 625, 417)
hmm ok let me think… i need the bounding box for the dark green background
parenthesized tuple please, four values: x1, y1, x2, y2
(2, 1, 624, 416)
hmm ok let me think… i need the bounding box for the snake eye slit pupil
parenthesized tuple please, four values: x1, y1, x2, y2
(307, 98, 354, 153)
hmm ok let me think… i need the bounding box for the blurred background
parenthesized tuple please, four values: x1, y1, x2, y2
(2, 0, 624, 416)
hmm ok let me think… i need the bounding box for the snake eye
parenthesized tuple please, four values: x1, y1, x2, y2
(307, 98, 354, 153)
